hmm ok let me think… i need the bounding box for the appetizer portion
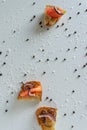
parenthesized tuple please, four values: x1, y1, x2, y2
(18, 81, 42, 101)
(44, 5, 66, 26)
(36, 106, 57, 130)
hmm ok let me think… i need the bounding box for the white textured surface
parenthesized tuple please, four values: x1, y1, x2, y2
(0, 0, 87, 130)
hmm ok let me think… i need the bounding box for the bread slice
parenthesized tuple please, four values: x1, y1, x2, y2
(18, 81, 42, 101)
(44, 5, 66, 26)
(36, 106, 57, 130)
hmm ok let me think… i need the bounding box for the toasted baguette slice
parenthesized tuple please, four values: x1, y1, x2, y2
(44, 5, 66, 26)
(18, 81, 42, 101)
(36, 106, 57, 130)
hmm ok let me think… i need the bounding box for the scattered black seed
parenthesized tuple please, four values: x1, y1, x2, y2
(13, 30, 16, 33)
(49, 99, 52, 101)
(64, 28, 68, 31)
(74, 69, 77, 72)
(2, 62, 6, 66)
(40, 25, 43, 28)
(64, 113, 67, 116)
(2, 40, 5, 43)
(86, 63, 87, 65)
(47, 28, 49, 30)
(46, 97, 49, 100)
(79, 3, 81, 6)
(85, 46, 87, 49)
(38, 60, 41, 62)
(68, 34, 71, 37)
(32, 2, 35, 5)
(61, 23, 64, 26)
(77, 11, 80, 15)
(0, 51, 2, 55)
(32, 55, 35, 58)
(39, 21, 42, 25)
(74, 46, 77, 49)
(6, 100, 8, 103)
(71, 125, 74, 128)
(33, 15, 36, 18)
(24, 73, 27, 76)
(0, 73, 2, 76)
(72, 111, 75, 114)
(68, 16, 72, 20)
(43, 71, 46, 75)
(42, 49, 45, 52)
(56, 25, 59, 28)
(54, 57, 58, 61)
(63, 58, 66, 61)
(73, 31, 77, 34)
(5, 109, 8, 113)
(26, 38, 29, 41)
(72, 90, 75, 93)
(77, 75, 80, 78)
(82, 64, 86, 68)
(30, 19, 33, 22)
(5, 54, 8, 57)
(85, 9, 87, 12)
(46, 58, 49, 62)
(85, 53, 87, 56)
(11, 92, 14, 94)
(67, 48, 70, 52)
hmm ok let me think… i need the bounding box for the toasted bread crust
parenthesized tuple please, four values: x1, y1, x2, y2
(36, 106, 57, 130)
(18, 81, 42, 101)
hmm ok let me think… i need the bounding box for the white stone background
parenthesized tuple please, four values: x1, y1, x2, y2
(0, 0, 87, 130)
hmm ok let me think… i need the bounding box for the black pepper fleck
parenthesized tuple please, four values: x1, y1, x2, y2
(0, 51, 2, 55)
(63, 58, 66, 61)
(64, 113, 67, 116)
(5, 109, 8, 113)
(2, 62, 6, 65)
(13, 30, 16, 33)
(67, 48, 70, 52)
(74, 69, 77, 72)
(49, 99, 52, 101)
(33, 15, 36, 19)
(32, 2, 35, 5)
(68, 17, 72, 20)
(77, 75, 80, 78)
(56, 25, 59, 28)
(38, 60, 41, 62)
(39, 21, 42, 25)
(65, 28, 68, 31)
(6, 100, 8, 103)
(61, 23, 64, 26)
(85, 9, 87, 12)
(43, 71, 46, 75)
(72, 111, 75, 114)
(71, 125, 74, 128)
(68, 34, 71, 37)
(85, 53, 87, 56)
(42, 49, 44, 52)
(46, 58, 49, 62)
(2, 40, 5, 43)
(40, 25, 43, 28)
(0, 73, 2, 76)
(73, 31, 77, 34)
(30, 19, 33, 22)
(32, 55, 35, 58)
(77, 12, 80, 15)
(47, 28, 49, 30)
(72, 90, 75, 93)
(46, 97, 49, 100)
(24, 73, 27, 76)
(54, 57, 58, 61)
(82, 64, 86, 68)
(79, 3, 81, 6)
(74, 46, 77, 49)
(11, 92, 14, 94)
(26, 39, 29, 41)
